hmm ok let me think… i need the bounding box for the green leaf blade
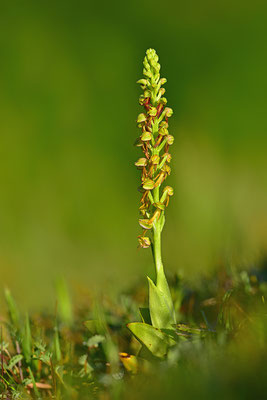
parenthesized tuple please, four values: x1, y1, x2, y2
(148, 277, 176, 329)
(127, 322, 172, 358)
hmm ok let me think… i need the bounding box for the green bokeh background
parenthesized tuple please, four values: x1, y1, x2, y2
(0, 0, 267, 308)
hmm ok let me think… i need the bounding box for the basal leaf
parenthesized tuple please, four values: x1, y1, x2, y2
(127, 322, 174, 358)
(148, 277, 176, 329)
(156, 267, 176, 325)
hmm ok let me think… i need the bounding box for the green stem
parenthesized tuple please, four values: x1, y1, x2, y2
(152, 133, 162, 277)
(152, 184, 164, 278)
(152, 213, 176, 324)
(153, 219, 163, 276)
(157, 138, 167, 153)
(158, 154, 168, 171)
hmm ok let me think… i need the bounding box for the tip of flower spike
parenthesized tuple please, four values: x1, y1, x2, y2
(146, 49, 159, 63)
(143, 49, 161, 78)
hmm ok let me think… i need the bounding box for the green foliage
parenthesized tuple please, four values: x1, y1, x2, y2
(55, 279, 73, 326)
(28, 367, 40, 398)
(127, 322, 175, 358)
(53, 326, 62, 363)
(4, 288, 20, 330)
(1, 269, 267, 398)
(21, 313, 32, 364)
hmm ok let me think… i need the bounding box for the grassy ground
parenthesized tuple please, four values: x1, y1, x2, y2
(1, 265, 267, 399)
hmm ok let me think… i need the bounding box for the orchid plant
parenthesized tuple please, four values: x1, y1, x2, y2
(128, 49, 177, 358)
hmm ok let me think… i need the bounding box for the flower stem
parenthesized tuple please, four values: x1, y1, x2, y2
(153, 219, 163, 277)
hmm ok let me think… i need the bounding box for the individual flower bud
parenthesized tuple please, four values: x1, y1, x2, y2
(138, 236, 151, 249)
(163, 153, 172, 163)
(160, 121, 169, 128)
(153, 202, 165, 211)
(151, 59, 159, 69)
(159, 127, 168, 136)
(159, 97, 167, 105)
(163, 186, 174, 196)
(143, 58, 150, 70)
(137, 113, 147, 123)
(166, 135, 174, 145)
(154, 74, 160, 84)
(143, 68, 152, 78)
(166, 165, 171, 175)
(148, 107, 157, 117)
(159, 88, 166, 96)
(141, 131, 152, 141)
(142, 179, 154, 190)
(139, 219, 153, 230)
(135, 158, 148, 167)
(137, 79, 148, 86)
(150, 155, 160, 165)
(159, 78, 167, 85)
(139, 95, 145, 106)
(153, 63, 160, 73)
(144, 90, 151, 98)
(165, 107, 173, 117)
(161, 164, 171, 175)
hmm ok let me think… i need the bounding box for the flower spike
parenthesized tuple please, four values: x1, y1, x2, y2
(135, 49, 174, 248)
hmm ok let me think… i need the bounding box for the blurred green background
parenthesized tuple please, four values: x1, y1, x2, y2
(0, 0, 267, 308)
